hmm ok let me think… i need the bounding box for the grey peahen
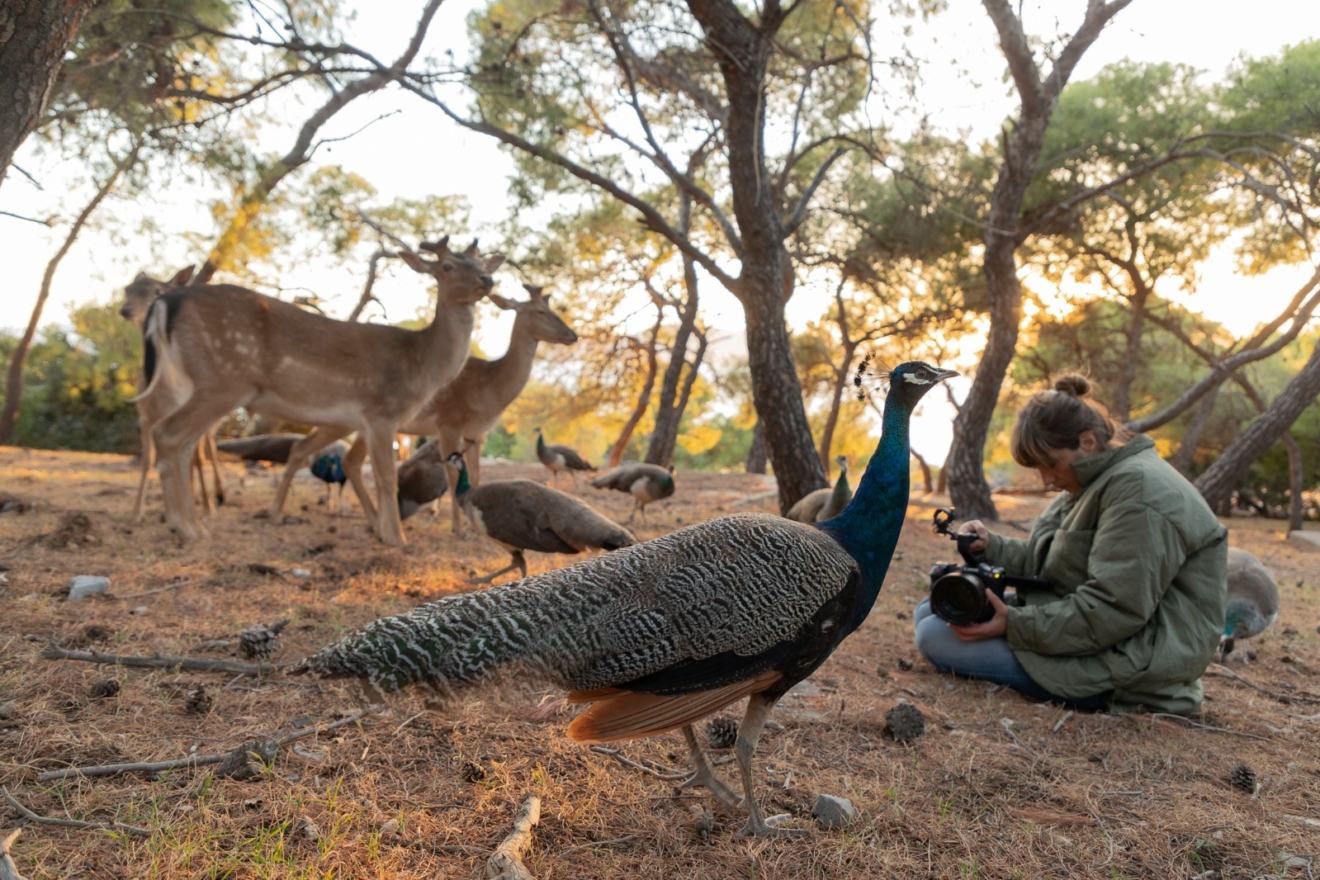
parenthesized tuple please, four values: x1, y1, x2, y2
(784, 455, 852, 523)
(1220, 547, 1280, 662)
(590, 463, 676, 525)
(396, 439, 450, 521)
(296, 361, 956, 836)
(447, 452, 635, 583)
(534, 427, 595, 487)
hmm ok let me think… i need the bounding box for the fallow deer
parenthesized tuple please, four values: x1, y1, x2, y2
(141, 237, 502, 546)
(119, 266, 226, 523)
(393, 283, 578, 533)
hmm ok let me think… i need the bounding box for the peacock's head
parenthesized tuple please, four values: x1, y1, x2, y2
(445, 451, 466, 470)
(856, 358, 958, 411)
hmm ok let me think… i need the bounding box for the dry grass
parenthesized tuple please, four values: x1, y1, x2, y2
(1, 446, 1318, 879)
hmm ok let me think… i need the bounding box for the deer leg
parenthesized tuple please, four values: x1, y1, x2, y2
(194, 446, 213, 517)
(365, 425, 404, 546)
(342, 435, 375, 521)
(270, 426, 351, 517)
(205, 428, 226, 506)
(132, 404, 155, 524)
(154, 404, 226, 541)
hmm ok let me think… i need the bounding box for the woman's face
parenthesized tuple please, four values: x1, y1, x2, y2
(1034, 430, 1100, 494)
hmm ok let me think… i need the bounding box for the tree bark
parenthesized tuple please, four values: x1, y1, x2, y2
(745, 419, 768, 474)
(0, 0, 100, 190)
(645, 254, 699, 468)
(609, 307, 663, 467)
(1195, 341, 1320, 511)
(0, 140, 139, 444)
(685, 0, 826, 512)
(1169, 386, 1219, 474)
(944, 0, 1134, 522)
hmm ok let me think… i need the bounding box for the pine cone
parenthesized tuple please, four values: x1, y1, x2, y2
(88, 679, 120, 700)
(705, 716, 739, 750)
(1230, 762, 1257, 793)
(460, 762, 487, 783)
(240, 619, 290, 662)
(185, 684, 214, 715)
(883, 703, 926, 743)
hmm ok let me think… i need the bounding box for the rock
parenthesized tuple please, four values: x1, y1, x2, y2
(290, 568, 311, 579)
(811, 794, 855, 829)
(67, 575, 110, 601)
(1287, 530, 1320, 552)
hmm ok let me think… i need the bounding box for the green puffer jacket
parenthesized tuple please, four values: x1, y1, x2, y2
(985, 435, 1227, 715)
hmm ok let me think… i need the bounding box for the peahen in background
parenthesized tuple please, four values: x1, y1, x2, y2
(297, 361, 956, 836)
(535, 426, 596, 487)
(447, 452, 635, 583)
(784, 456, 852, 523)
(590, 463, 676, 525)
(396, 439, 449, 521)
(1221, 547, 1280, 662)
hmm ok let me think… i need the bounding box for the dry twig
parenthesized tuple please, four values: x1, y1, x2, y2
(111, 579, 198, 600)
(1205, 664, 1320, 704)
(1, 787, 150, 837)
(589, 746, 687, 780)
(486, 796, 540, 880)
(39, 646, 277, 677)
(1149, 713, 1273, 741)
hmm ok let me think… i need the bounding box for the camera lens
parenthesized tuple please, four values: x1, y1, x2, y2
(930, 571, 990, 626)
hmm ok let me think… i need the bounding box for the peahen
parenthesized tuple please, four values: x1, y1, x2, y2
(396, 439, 449, 521)
(1220, 547, 1279, 662)
(297, 361, 956, 836)
(784, 455, 852, 523)
(590, 463, 676, 525)
(447, 452, 635, 583)
(534, 427, 595, 488)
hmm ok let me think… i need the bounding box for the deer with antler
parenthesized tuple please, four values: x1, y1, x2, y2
(140, 237, 503, 546)
(119, 266, 227, 523)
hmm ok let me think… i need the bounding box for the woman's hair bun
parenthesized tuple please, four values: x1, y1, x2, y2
(1053, 374, 1091, 397)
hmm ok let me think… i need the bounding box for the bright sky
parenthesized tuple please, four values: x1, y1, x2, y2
(2, 0, 1318, 464)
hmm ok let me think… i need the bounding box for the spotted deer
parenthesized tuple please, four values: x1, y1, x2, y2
(141, 238, 502, 546)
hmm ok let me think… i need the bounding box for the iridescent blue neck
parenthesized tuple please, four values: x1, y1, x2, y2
(819, 399, 912, 593)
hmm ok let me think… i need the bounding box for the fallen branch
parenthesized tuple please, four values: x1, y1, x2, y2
(39, 647, 277, 677)
(1052, 711, 1074, 734)
(0, 827, 26, 880)
(36, 710, 368, 781)
(111, 579, 198, 600)
(1205, 664, 1320, 704)
(1, 787, 150, 837)
(1283, 814, 1320, 829)
(1149, 713, 1273, 741)
(486, 796, 540, 880)
(589, 746, 687, 780)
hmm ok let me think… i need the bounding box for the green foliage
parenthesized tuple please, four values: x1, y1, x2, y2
(1, 303, 144, 454)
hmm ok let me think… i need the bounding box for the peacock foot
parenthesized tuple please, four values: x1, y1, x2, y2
(680, 765, 743, 810)
(738, 812, 806, 838)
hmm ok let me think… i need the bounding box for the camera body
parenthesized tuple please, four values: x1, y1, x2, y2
(928, 508, 1048, 626)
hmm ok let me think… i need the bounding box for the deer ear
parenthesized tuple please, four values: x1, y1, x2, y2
(483, 253, 506, 273)
(399, 251, 428, 273)
(171, 265, 195, 286)
(522, 283, 544, 298)
(420, 236, 451, 255)
(488, 292, 516, 311)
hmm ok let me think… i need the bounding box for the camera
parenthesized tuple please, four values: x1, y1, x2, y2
(928, 509, 1048, 626)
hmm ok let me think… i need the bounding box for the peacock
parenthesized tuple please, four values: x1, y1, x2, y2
(784, 455, 852, 523)
(217, 435, 348, 512)
(396, 439, 449, 521)
(447, 452, 635, 583)
(296, 361, 956, 836)
(535, 426, 595, 487)
(590, 463, 676, 525)
(1221, 547, 1279, 662)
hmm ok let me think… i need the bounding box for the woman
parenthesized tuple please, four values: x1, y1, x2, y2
(915, 375, 1227, 714)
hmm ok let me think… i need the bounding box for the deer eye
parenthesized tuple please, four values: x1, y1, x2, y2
(442, 263, 454, 272)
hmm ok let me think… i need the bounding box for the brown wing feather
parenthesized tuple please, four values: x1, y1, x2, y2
(565, 670, 782, 743)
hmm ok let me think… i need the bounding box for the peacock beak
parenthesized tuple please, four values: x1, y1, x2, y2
(934, 368, 959, 382)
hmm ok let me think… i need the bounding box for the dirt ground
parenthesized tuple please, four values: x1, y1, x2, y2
(1, 446, 1318, 879)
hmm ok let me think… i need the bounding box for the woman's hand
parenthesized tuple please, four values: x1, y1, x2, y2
(949, 589, 1008, 641)
(957, 519, 990, 554)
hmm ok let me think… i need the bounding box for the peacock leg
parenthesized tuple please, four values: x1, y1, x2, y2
(734, 693, 803, 837)
(468, 553, 525, 585)
(680, 725, 742, 810)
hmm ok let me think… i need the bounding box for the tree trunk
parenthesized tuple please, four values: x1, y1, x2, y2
(685, 0, 826, 513)
(1169, 386, 1219, 474)
(0, 140, 138, 443)
(745, 419, 768, 474)
(0, 0, 99, 189)
(609, 309, 663, 468)
(818, 344, 858, 476)
(944, 0, 1132, 522)
(911, 448, 933, 494)
(1112, 281, 1149, 424)
(1195, 341, 1320, 510)
(1282, 431, 1304, 532)
(646, 253, 698, 467)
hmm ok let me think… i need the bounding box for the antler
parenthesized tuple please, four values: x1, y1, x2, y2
(419, 236, 451, 255)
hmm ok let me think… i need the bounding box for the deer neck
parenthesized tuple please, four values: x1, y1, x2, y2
(484, 320, 541, 405)
(416, 295, 478, 383)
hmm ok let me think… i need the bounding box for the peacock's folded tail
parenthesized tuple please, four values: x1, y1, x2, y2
(565, 670, 782, 743)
